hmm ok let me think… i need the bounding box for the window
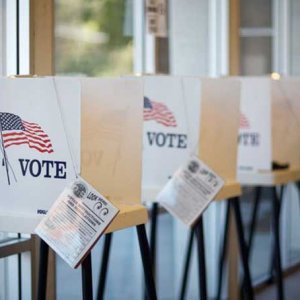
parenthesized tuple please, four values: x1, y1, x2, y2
(289, 0, 300, 74)
(239, 0, 300, 285)
(55, 0, 134, 76)
(240, 0, 273, 75)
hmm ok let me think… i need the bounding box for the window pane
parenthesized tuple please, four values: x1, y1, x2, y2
(55, 0, 134, 76)
(240, 0, 272, 28)
(287, 185, 300, 265)
(241, 188, 273, 282)
(240, 36, 272, 75)
(169, 0, 209, 76)
(290, 0, 300, 75)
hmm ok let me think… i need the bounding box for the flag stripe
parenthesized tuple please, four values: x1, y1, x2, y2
(144, 114, 176, 126)
(3, 136, 53, 149)
(24, 131, 51, 143)
(2, 131, 51, 143)
(25, 128, 48, 135)
(5, 141, 54, 153)
(240, 113, 250, 129)
(22, 120, 42, 127)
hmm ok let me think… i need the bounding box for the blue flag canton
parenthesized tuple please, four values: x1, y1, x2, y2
(0, 112, 24, 131)
(144, 97, 153, 110)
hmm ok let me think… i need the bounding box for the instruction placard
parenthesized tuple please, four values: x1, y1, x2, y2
(35, 176, 119, 268)
(157, 156, 224, 227)
(146, 0, 168, 37)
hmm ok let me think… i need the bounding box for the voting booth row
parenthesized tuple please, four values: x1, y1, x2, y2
(1, 76, 300, 299)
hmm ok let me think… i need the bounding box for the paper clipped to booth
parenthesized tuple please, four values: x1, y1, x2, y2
(157, 156, 224, 227)
(35, 176, 119, 268)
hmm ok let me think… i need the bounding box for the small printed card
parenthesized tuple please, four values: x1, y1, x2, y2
(157, 156, 224, 227)
(35, 176, 119, 268)
(146, 0, 168, 37)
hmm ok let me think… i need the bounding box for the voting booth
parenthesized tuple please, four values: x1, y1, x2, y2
(234, 77, 300, 300)
(141, 75, 243, 300)
(80, 77, 148, 233)
(0, 77, 147, 233)
(142, 75, 241, 202)
(238, 77, 300, 173)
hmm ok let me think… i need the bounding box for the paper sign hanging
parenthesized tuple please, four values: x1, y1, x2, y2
(35, 176, 119, 268)
(146, 0, 168, 37)
(157, 156, 224, 227)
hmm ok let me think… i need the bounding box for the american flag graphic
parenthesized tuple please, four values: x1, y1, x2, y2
(144, 97, 177, 127)
(0, 112, 54, 153)
(240, 113, 250, 129)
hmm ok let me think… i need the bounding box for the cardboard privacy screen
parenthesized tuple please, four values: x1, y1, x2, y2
(80, 78, 143, 204)
(237, 77, 300, 172)
(142, 76, 240, 202)
(0, 77, 143, 233)
(0, 77, 78, 233)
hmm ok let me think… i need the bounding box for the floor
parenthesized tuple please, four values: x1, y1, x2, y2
(256, 270, 300, 300)
(55, 185, 300, 299)
(56, 211, 300, 300)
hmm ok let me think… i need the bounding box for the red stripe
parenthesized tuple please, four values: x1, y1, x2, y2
(4, 141, 28, 148)
(4, 141, 53, 153)
(2, 131, 50, 143)
(3, 136, 27, 144)
(3, 126, 49, 139)
(22, 120, 41, 127)
(240, 113, 250, 129)
(145, 111, 176, 120)
(4, 135, 53, 149)
(24, 125, 42, 131)
(143, 116, 177, 126)
(3, 131, 52, 144)
(25, 128, 47, 135)
(24, 131, 51, 143)
(3, 132, 53, 150)
(2, 132, 24, 138)
(144, 111, 177, 126)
